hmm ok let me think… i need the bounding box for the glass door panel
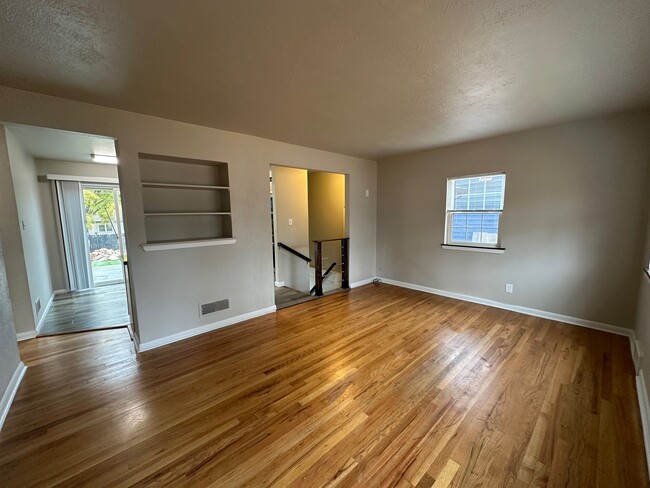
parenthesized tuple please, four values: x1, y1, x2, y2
(83, 185, 125, 286)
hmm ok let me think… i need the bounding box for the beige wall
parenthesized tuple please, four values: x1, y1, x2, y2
(0, 86, 377, 345)
(0, 129, 34, 335)
(5, 128, 53, 332)
(308, 171, 346, 269)
(634, 205, 650, 393)
(0, 238, 22, 405)
(377, 112, 650, 328)
(35, 159, 119, 179)
(272, 166, 310, 292)
(35, 159, 119, 291)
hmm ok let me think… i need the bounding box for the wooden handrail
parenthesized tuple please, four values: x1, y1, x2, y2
(310, 262, 337, 295)
(277, 242, 312, 263)
(312, 237, 349, 243)
(313, 237, 349, 296)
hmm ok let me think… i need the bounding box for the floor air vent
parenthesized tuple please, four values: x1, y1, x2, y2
(200, 299, 229, 317)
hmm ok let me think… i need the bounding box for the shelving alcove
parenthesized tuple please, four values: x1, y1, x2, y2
(138, 153, 235, 251)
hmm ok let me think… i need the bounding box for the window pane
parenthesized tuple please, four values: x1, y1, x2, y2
(448, 211, 500, 245)
(481, 213, 500, 243)
(450, 213, 467, 242)
(454, 194, 469, 210)
(447, 173, 505, 246)
(450, 174, 505, 211)
(451, 228, 466, 242)
(452, 213, 467, 226)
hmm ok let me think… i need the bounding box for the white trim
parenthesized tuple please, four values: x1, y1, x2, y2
(350, 277, 377, 288)
(35, 290, 60, 334)
(0, 361, 26, 432)
(141, 182, 229, 190)
(141, 238, 236, 252)
(137, 305, 277, 352)
(441, 245, 505, 254)
(379, 277, 633, 338)
(16, 331, 36, 341)
(274, 281, 285, 287)
(126, 323, 141, 352)
(41, 174, 119, 184)
(632, 337, 644, 374)
(636, 371, 650, 479)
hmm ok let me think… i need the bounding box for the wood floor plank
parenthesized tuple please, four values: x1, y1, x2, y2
(0, 283, 647, 487)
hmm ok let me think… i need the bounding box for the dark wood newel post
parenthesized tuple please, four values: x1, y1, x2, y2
(314, 241, 323, 296)
(341, 238, 349, 289)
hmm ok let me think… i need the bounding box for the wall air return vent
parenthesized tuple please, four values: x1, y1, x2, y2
(200, 299, 229, 317)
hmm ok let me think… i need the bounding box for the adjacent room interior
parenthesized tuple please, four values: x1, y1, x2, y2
(271, 165, 348, 309)
(0, 2, 649, 487)
(3, 124, 131, 337)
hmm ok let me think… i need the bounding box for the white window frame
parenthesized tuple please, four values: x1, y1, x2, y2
(443, 172, 506, 251)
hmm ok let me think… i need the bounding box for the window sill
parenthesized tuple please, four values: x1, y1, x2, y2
(441, 244, 505, 254)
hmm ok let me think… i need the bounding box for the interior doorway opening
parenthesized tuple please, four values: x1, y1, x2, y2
(5, 123, 131, 337)
(270, 165, 348, 309)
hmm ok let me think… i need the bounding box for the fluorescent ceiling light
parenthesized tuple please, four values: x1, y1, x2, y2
(91, 154, 118, 164)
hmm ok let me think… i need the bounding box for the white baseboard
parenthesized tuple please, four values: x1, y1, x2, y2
(350, 276, 378, 288)
(35, 291, 57, 334)
(137, 305, 277, 352)
(126, 322, 141, 353)
(0, 361, 26, 432)
(636, 371, 650, 479)
(632, 338, 645, 374)
(378, 277, 633, 338)
(16, 331, 36, 342)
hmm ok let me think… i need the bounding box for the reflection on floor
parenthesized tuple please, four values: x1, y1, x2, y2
(38, 284, 130, 336)
(274, 286, 314, 310)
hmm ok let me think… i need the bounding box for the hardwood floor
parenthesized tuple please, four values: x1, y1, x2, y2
(38, 284, 130, 336)
(1, 283, 647, 487)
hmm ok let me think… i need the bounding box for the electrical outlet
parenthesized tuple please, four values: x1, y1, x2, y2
(365, 189, 370, 197)
(505, 283, 514, 293)
(288, 218, 293, 226)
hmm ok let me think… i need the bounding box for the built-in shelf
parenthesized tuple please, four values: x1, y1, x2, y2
(139, 153, 233, 247)
(141, 237, 237, 252)
(144, 212, 232, 216)
(141, 182, 229, 190)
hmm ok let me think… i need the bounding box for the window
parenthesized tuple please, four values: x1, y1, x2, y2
(445, 173, 506, 248)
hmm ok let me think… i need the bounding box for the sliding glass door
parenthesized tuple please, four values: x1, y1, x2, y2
(82, 185, 126, 286)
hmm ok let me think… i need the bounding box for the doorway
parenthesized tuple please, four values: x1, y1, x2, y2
(4, 123, 131, 337)
(270, 165, 348, 309)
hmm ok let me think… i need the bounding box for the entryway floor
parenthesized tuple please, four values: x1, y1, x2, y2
(274, 286, 315, 309)
(38, 284, 130, 336)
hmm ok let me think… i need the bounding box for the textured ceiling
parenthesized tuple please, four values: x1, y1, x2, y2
(0, 1, 648, 159)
